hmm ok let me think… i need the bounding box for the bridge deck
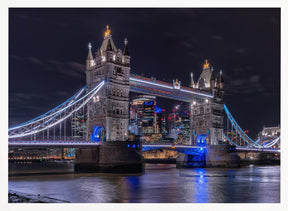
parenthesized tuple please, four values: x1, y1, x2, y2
(8, 141, 280, 153)
(129, 75, 213, 102)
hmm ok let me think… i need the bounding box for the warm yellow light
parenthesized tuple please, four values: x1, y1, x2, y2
(104, 25, 111, 37)
(203, 59, 210, 69)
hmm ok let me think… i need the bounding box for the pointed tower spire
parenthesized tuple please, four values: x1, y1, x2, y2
(104, 25, 111, 38)
(190, 72, 195, 88)
(203, 59, 210, 69)
(122, 38, 130, 65)
(219, 69, 224, 90)
(123, 38, 129, 56)
(219, 69, 224, 83)
(210, 70, 215, 90)
(87, 42, 93, 60)
(106, 39, 113, 51)
(100, 25, 117, 52)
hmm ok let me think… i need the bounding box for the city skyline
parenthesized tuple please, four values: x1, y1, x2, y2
(9, 8, 280, 137)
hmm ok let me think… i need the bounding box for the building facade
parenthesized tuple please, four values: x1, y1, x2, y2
(258, 125, 280, 148)
(86, 26, 130, 141)
(190, 60, 224, 145)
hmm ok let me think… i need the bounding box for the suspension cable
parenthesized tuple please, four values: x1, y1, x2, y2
(9, 81, 104, 138)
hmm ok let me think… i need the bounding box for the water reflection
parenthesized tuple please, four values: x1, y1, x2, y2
(194, 169, 208, 203)
(9, 165, 280, 203)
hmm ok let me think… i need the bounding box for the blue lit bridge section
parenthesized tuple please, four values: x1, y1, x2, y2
(223, 104, 280, 149)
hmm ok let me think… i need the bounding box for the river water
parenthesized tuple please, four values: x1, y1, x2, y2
(8, 164, 280, 203)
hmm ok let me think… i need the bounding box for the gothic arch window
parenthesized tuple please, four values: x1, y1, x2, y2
(199, 78, 205, 89)
(200, 107, 204, 115)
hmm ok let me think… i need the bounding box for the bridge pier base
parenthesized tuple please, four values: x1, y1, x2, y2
(176, 153, 206, 168)
(205, 146, 241, 168)
(74, 140, 144, 173)
(176, 145, 241, 168)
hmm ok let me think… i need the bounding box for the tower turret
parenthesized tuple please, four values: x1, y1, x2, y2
(122, 38, 130, 65)
(196, 59, 213, 90)
(210, 70, 215, 90)
(190, 72, 195, 88)
(190, 60, 224, 146)
(219, 69, 224, 90)
(86, 42, 95, 69)
(86, 25, 130, 142)
(100, 25, 117, 63)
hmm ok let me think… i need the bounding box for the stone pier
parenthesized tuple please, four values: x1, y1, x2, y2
(74, 140, 144, 173)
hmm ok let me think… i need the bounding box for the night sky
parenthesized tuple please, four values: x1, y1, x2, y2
(9, 8, 280, 138)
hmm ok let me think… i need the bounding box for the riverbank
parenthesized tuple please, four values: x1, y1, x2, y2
(9, 190, 70, 203)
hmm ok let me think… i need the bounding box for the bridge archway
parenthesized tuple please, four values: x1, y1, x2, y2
(90, 126, 106, 142)
(142, 146, 206, 167)
(196, 134, 208, 147)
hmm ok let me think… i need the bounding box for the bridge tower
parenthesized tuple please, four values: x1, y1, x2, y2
(190, 60, 224, 145)
(86, 25, 130, 141)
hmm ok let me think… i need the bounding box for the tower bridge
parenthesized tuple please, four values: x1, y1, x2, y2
(8, 26, 280, 172)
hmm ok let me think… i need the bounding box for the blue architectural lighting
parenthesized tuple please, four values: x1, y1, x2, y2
(90, 126, 105, 142)
(196, 134, 207, 147)
(154, 105, 163, 114)
(144, 101, 154, 106)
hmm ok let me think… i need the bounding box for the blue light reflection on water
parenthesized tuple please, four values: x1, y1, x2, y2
(194, 168, 208, 203)
(8, 164, 280, 203)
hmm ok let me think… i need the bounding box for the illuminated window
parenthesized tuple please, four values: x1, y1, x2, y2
(101, 56, 106, 62)
(90, 60, 95, 66)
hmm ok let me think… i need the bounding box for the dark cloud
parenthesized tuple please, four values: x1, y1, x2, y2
(211, 35, 223, 41)
(47, 60, 85, 78)
(56, 91, 69, 96)
(11, 55, 85, 78)
(249, 75, 260, 83)
(27, 56, 43, 65)
(179, 41, 193, 48)
(235, 48, 246, 53)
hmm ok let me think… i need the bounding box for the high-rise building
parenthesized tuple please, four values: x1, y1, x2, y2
(129, 95, 165, 139)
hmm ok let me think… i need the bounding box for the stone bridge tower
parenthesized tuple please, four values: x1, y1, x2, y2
(190, 60, 224, 145)
(86, 26, 130, 141)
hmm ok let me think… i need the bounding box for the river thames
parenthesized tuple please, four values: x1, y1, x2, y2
(8, 164, 280, 203)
